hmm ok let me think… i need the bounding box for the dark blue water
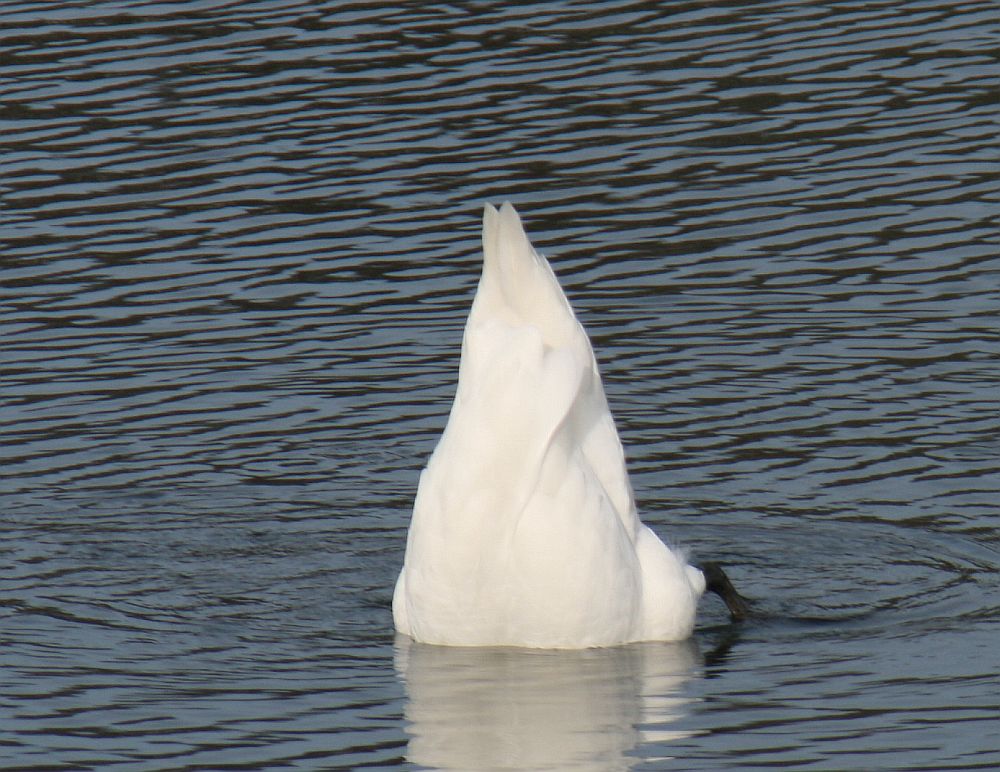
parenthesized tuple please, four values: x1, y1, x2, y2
(2, 1, 999, 769)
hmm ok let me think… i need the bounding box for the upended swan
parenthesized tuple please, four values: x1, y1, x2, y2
(393, 202, 747, 648)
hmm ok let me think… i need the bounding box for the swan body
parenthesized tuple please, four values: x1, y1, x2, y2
(393, 202, 706, 648)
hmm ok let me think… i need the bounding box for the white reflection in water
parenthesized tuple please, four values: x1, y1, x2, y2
(395, 636, 700, 771)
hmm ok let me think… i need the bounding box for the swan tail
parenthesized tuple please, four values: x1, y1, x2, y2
(479, 202, 578, 348)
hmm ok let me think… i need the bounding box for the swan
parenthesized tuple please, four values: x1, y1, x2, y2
(393, 202, 747, 648)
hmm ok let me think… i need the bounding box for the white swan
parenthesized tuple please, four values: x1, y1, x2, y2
(393, 202, 746, 648)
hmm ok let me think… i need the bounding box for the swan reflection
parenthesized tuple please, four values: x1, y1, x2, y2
(395, 636, 700, 771)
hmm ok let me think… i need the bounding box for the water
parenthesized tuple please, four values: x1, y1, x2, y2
(2, 0, 998, 768)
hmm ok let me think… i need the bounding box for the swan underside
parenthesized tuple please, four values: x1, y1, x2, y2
(393, 202, 706, 648)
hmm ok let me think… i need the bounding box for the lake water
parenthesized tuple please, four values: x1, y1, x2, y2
(2, 0, 999, 769)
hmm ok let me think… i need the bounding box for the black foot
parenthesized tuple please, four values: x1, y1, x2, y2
(701, 562, 753, 622)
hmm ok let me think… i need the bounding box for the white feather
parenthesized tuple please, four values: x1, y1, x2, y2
(393, 202, 705, 648)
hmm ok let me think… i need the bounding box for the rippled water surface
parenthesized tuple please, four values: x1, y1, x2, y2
(3, 1, 999, 769)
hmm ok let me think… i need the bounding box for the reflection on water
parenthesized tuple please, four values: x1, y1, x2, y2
(395, 637, 699, 771)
